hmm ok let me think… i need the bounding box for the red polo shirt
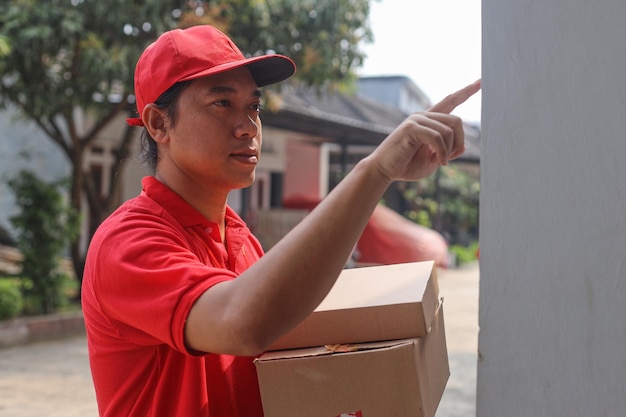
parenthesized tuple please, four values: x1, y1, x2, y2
(82, 176, 265, 417)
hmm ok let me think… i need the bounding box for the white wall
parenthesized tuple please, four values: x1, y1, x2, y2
(0, 110, 70, 238)
(478, 1, 626, 415)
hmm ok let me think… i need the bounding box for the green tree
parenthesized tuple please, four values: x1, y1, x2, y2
(181, 0, 373, 89)
(8, 170, 80, 315)
(0, 0, 180, 283)
(0, 0, 373, 284)
(404, 165, 480, 246)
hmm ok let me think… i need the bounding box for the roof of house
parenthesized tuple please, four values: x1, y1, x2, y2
(261, 84, 480, 163)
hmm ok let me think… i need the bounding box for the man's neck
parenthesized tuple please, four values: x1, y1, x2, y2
(154, 172, 228, 240)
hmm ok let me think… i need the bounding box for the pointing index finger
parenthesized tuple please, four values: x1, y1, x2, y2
(428, 79, 481, 114)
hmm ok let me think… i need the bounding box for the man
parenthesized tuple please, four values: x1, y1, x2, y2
(82, 25, 480, 417)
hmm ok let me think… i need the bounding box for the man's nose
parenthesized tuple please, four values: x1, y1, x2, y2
(234, 113, 259, 139)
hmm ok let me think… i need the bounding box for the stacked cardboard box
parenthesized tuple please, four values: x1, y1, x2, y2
(255, 261, 449, 417)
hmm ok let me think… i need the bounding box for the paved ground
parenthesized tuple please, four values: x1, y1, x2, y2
(0, 262, 479, 417)
(0, 334, 96, 417)
(436, 262, 480, 417)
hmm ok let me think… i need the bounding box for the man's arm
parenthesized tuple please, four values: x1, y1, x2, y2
(185, 80, 481, 356)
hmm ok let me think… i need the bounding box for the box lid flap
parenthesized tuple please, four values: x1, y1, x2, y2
(256, 339, 417, 363)
(314, 261, 435, 311)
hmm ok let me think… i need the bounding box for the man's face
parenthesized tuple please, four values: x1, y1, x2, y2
(158, 67, 264, 194)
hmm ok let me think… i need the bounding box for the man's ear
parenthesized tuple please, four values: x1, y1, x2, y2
(142, 104, 169, 142)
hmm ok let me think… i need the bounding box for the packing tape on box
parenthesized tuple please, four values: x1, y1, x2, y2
(324, 344, 359, 353)
(333, 412, 363, 417)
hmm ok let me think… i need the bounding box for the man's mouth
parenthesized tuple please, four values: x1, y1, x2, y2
(230, 150, 258, 164)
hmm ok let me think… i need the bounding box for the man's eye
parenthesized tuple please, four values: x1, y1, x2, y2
(215, 99, 230, 107)
(251, 103, 263, 112)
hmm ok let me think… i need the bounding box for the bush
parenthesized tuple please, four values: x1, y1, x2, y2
(449, 241, 480, 266)
(403, 165, 480, 246)
(7, 171, 79, 315)
(0, 279, 23, 320)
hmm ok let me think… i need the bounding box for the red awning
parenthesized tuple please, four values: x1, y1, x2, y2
(355, 204, 449, 268)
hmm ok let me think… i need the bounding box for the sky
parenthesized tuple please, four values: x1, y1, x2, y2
(358, 0, 482, 123)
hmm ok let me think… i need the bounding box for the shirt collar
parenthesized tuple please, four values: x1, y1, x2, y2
(140, 176, 247, 230)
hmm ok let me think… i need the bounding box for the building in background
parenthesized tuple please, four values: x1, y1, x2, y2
(0, 76, 480, 270)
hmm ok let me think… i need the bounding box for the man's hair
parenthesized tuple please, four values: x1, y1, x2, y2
(139, 80, 193, 172)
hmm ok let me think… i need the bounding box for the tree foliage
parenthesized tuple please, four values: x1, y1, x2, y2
(403, 165, 480, 246)
(0, 0, 179, 122)
(179, 0, 373, 88)
(8, 171, 80, 315)
(0, 0, 373, 284)
(0, 279, 23, 320)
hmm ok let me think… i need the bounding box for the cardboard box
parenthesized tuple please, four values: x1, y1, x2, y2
(268, 261, 439, 351)
(255, 306, 449, 417)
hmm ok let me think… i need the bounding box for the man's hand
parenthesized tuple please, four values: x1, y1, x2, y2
(429, 79, 481, 114)
(369, 79, 481, 183)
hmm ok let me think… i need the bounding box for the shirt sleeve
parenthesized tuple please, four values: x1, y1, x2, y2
(87, 208, 236, 354)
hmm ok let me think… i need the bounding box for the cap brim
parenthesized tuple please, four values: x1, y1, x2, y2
(246, 55, 296, 87)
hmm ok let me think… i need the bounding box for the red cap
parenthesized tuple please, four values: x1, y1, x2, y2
(126, 25, 296, 126)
